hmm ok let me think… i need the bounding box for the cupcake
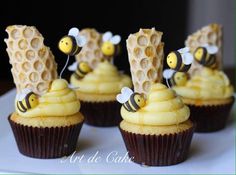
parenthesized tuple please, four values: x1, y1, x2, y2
(117, 28, 195, 166)
(172, 24, 235, 132)
(118, 84, 195, 166)
(69, 29, 132, 127)
(5, 25, 84, 158)
(173, 67, 234, 132)
(70, 60, 132, 126)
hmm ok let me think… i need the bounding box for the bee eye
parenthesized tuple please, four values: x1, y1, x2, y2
(32, 99, 34, 101)
(66, 42, 68, 45)
(61, 40, 63, 43)
(138, 99, 140, 102)
(170, 61, 172, 63)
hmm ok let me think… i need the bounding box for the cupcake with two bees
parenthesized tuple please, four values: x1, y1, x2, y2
(172, 44, 234, 132)
(170, 24, 235, 132)
(5, 25, 85, 159)
(61, 30, 132, 127)
(117, 28, 195, 166)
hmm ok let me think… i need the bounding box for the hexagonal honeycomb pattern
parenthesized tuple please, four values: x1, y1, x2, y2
(5, 25, 58, 95)
(75, 28, 103, 69)
(126, 28, 164, 96)
(185, 23, 223, 75)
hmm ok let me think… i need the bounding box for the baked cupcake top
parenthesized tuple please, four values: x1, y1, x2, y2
(173, 67, 234, 100)
(15, 79, 80, 117)
(120, 83, 190, 126)
(70, 60, 132, 94)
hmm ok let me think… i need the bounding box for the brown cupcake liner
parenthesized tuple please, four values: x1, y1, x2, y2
(80, 101, 122, 127)
(8, 115, 83, 159)
(119, 124, 195, 166)
(188, 97, 235, 132)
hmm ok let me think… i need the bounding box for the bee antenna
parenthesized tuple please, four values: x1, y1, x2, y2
(166, 78, 171, 89)
(59, 55, 70, 79)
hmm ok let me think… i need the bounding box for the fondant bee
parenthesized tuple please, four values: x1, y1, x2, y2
(16, 89, 39, 113)
(116, 87, 145, 112)
(58, 27, 86, 56)
(163, 69, 188, 87)
(101, 31, 121, 58)
(68, 61, 92, 79)
(166, 47, 194, 72)
(194, 44, 218, 68)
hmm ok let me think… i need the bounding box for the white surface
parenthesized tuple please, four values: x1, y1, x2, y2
(0, 89, 235, 174)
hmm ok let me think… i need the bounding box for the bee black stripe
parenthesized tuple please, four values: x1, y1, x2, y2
(200, 47, 207, 65)
(171, 72, 177, 86)
(68, 36, 77, 56)
(206, 55, 216, 67)
(180, 64, 191, 72)
(18, 101, 27, 112)
(130, 93, 140, 110)
(124, 101, 135, 112)
(25, 92, 34, 109)
(123, 103, 131, 112)
(77, 64, 87, 75)
(174, 51, 182, 71)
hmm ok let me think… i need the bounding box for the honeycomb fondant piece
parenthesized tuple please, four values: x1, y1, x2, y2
(75, 28, 103, 69)
(5, 25, 58, 95)
(127, 28, 164, 96)
(185, 23, 223, 75)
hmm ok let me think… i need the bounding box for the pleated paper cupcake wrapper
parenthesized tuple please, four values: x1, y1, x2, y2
(8, 116, 83, 159)
(80, 101, 122, 127)
(188, 97, 235, 132)
(119, 124, 195, 166)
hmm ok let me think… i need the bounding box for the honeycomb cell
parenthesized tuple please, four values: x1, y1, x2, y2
(87, 41, 95, 49)
(42, 71, 51, 81)
(23, 28, 33, 38)
(38, 47, 46, 58)
(150, 34, 160, 45)
(10, 29, 21, 39)
(22, 62, 31, 72)
(140, 58, 150, 69)
(26, 50, 35, 60)
(136, 70, 145, 81)
(29, 72, 39, 82)
(143, 81, 151, 92)
(37, 82, 48, 93)
(131, 59, 138, 69)
(137, 35, 148, 46)
(19, 73, 27, 83)
(34, 60, 43, 71)
(46, 59, 52, 69)
(31, 38, 41, 49)
(133, 47, 142, 58)
(147, 69, 157, 80)
(145, 46, 154, 57)
(18, 39, 28, 50)
(15, 51, 22, 62)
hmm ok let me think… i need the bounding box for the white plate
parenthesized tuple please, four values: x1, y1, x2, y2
(0, 89, 235, 174)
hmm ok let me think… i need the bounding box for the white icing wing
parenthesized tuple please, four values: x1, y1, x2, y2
(68, 27, 79, 37)
(116, 87, 133, 104)
(68, 61, 77, 71)
(206, 45, 218, 54)
(163, 69, 175, 79)
(16, 88, 32, 101)
(110, 35, 121, 44)
(75, 35, 87, 47)
(178, 47, 190, 54)
(182, 53, 194, 65)
(103, 31, 112, 42)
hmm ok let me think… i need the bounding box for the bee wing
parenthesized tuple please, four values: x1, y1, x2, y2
(68, 27, 80, 37)
(68, 61, 77, 71)
(163, 69, 175, 79)
(182, 53, 194, 65)
(178, 47, 190, 54)
(75, 35, 87, 47)
(110, 35, 121, 45)
(206, 45, 218, 54)
(16, 88, 32, 101)
(103, 31, 112, 42)
(68, 84, 80, 90)
(116, 87, 133, 103)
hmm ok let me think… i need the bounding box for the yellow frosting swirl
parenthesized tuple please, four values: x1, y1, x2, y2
(15, 79, 80, 117)
(121, 83, 190, 126)
(173, 68, 234, 100)
(70, 61, 132, 94)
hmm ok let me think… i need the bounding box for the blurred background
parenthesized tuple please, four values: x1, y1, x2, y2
(0, 0, 235, 93)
